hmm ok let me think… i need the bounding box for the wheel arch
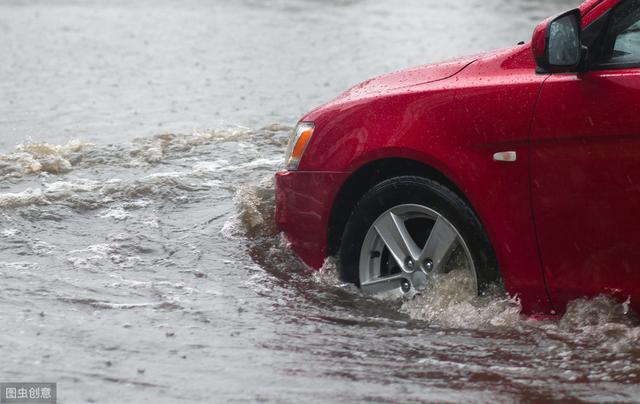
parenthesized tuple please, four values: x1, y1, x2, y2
(327, 157, 480, 260)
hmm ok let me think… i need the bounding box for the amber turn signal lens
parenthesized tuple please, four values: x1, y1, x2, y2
(285, 122, 315, 170)
(291, 129, 313, 159)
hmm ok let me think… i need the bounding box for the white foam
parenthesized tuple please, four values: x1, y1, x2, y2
(0, 140, 92, 180)
(312, 258, 347, 287)
(549, 295, 640, 353)
(192, 160, 230, 174)
(0, 188, 47, 208)
(99, 206, 130, 220)
(0, 161, 224, 210)
(399, 270, 522, 328)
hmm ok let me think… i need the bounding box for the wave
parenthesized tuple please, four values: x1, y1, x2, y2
(0, 125, 291, 181)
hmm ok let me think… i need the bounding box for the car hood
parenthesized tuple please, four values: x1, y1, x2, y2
(301, 55, 478, 122)
(337, 55, 478, 100)
(301, 46, 531, 124)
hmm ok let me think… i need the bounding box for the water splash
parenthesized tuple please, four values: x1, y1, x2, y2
(0, 126, 290, 181)
(544, 295, 640, 353)
(312, 258, 348, 287)
(400, 270, 522, 329)
(227, 169, 640, 342)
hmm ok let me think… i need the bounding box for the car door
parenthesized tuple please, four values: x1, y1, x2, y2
(531, 0, 640, 311)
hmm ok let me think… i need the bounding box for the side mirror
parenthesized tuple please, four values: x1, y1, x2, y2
(532, 9, 583, 73)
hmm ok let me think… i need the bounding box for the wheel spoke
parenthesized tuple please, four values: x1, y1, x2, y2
(360, 274, 404, 295)
(419, 216, 458, 273)
(374, 212, 420, 269)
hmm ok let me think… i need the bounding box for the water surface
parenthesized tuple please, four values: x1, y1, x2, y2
(3, 1, 640, 403)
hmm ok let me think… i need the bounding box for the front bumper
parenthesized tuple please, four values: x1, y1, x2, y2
(275, 170, 349, 269)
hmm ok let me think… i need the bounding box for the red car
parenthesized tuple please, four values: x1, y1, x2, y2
(275, 0, 640, 314)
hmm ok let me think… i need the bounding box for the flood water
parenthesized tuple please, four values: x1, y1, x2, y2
(2, 0, 640, 403)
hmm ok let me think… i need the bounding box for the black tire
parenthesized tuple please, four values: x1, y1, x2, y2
(338, 176, 500, 295)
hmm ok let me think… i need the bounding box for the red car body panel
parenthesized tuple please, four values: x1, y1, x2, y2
(275, 170, 349, 268)
(275, 0, 638, 314)
(581, 0, 621, 26)
(531, 68, 640, 312)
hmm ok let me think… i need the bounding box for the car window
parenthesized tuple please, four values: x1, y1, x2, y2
(612, 20, 640, 62)
(594, 0, 640, 67)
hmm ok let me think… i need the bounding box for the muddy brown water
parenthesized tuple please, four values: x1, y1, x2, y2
(2, 0, 640, 403)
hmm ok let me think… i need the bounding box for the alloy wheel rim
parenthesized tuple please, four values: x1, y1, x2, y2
(358, 204, 478, 296)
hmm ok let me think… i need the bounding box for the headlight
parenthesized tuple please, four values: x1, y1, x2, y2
(285, 122, 315, 171)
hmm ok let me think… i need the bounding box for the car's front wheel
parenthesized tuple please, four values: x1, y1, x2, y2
(338, 176, 499, 297)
